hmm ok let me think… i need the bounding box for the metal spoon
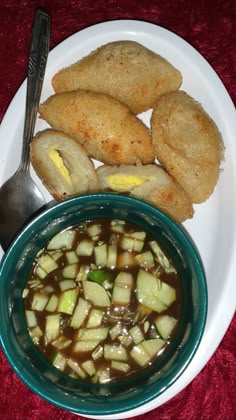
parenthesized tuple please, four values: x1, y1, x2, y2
(0, 9, 50, 251)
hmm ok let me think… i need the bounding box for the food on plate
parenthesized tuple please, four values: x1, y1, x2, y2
(23, 218, 182, 383)
(151, 91, 224, 203)
(52, 40, 182, 114)
(39, 90, 155, 165)
(30, 129, 98, 200)
(97, 164, 194, 223)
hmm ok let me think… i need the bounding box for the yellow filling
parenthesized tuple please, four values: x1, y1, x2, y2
(106, 175, 147, 192)
(48, 149, 72, 186)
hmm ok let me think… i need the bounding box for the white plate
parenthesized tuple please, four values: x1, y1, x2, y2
(0, 20, 236, 419)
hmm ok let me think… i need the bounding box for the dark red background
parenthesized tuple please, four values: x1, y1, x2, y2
(0, 1, 235, 419)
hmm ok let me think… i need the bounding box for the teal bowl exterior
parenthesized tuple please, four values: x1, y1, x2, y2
(0, 193, 207, 416)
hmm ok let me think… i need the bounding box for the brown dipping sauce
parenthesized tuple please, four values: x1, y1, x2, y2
(23, 218, 182, 384)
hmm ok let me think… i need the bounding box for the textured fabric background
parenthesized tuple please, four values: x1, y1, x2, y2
(0, 1, 235, 419)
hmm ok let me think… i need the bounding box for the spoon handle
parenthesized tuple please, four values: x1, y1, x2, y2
(20, 9, 50, 172)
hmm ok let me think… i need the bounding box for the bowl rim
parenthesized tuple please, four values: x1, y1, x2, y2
(0, 193, 208, 415)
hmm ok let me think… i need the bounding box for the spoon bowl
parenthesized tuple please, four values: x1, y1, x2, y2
(0, 9, 50, 251)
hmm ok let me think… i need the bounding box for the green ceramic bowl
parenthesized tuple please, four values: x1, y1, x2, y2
(0, 193, 207, 416)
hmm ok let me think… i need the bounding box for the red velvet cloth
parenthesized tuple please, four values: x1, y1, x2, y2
(0, 1, 235, 419)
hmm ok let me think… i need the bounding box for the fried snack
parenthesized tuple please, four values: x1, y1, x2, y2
(39, 90, 155, 165)
(151, 91, 224, 203)
(97, 163, 194, 223)
(52, 41, 182, 114)
(30, 129, 98, 200)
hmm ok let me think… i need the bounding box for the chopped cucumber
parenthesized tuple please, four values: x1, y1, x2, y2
(83, 281, 110, 307)
(94, 244, 107, 266)
(135, 251, 155, 268)
(73, 340, 100, 352)
(37, 253, 58, 273)
(76, 240, 94, 256)
(112, 272, 133, 305)
(117, 251, 137, 268)
(76, 327, 109, 342)
(136, 269, 176, 312)
(45, 314, 60, 343)
(34, 265, 47, 279)
(155, 280, 176, 307)
(62, 263, 79, 279)
(59, 279, 75, 291)
(86, 308, 104, 328)
(104, 344, 128, 362)
(51, 335, 72, 350)
(49, 250, 63, 261)
(31, 292, 49, 311)
(118, 335, 133, 347)
(129, 325, 144, 344)
(111, 219, 125, 233)
(111, 360, 130, 373)
(109, 323, 123, 341)
(57, 287, 79, 315)
(25, 310, 38, 328)
(45, 294, 59, 312)
(70, 297, 91, 329)
(120, 235, 144, 252)
(155, 315, 177, 339)
(87, 224, 101, 238)
(47, 229, 76, 250)
(97, 367, 110, 384)
(130, 338, 165, 367)
(81, 360, 96, 376)
(30, 325, 43, 339)
(107, 243, 117, 268)
(66, 250, 79, 264)
(76, 264, 90, 282)
(67, 358, 86, 378)
(53, 352, 67, 371)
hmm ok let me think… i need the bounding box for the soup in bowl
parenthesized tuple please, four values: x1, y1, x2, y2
(0, 193, 207, 416)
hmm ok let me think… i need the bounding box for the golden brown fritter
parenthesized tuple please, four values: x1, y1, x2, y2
(151, 91, 224, 203)
(30, 129, 98, 200)
(52, 41, 182, 114)
(39, 90, 155, 165)
(97, 163, 194, 223)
